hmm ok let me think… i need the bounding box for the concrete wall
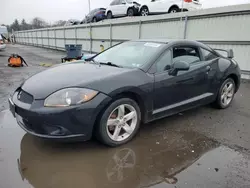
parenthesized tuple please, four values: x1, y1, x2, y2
(15, 4, 250, 78)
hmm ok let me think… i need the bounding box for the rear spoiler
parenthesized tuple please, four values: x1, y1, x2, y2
(213, 48, 234, 59)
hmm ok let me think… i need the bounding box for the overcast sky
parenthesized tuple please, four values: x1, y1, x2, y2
(1, 0, 250, 25)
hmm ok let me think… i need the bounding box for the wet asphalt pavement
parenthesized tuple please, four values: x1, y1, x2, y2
(1, 44, 250, 188)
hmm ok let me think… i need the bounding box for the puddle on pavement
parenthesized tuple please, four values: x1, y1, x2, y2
(0, 110, 250, 188)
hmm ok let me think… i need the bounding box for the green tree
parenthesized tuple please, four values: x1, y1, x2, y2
(10, 19, 20, 31)
(21, 19, 30, 30)
(31, 17, 48, 29)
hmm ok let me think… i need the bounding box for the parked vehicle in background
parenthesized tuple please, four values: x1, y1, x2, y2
(139, 0, 202, 16)
(81, 8, 107, 23)
(64, 19, 81, 26)
(106, 0, 141, 19)
(0, 35, 6, 50)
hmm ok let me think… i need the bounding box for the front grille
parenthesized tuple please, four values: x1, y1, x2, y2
(17, 89, 33, 104)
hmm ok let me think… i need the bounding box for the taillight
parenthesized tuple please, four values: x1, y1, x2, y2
(184, 0, 193, 2)
(0, 40, 3, 44)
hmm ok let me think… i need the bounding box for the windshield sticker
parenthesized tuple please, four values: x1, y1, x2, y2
(144, 43, 162, 48)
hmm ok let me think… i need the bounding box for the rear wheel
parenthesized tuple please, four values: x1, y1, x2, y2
(96, 98, 141, 147)
(214, 78, 236, 109)
(140, 6, 149, 16)
(127, 8, 135, 17)
(169, 6, 180, 13)
(107, 11, 113, 19)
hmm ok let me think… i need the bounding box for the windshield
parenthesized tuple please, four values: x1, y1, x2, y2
(93, 41, 165, 68)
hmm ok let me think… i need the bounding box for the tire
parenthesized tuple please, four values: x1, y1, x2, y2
(214, 78, 236, 109)
(127, 8, 134, 17)
(107, 11, 113, 19)
(96, 98, 141, 147)
(140, 6, 149, 16)
(92, 17, 97, 23)
(168, 6, 180, 13)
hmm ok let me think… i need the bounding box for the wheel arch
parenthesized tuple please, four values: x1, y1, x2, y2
(93, 90, 147, 137)
(107, 10, 112, 15)
(226, 73, 240, 93)
(168, 5, 179, 13)
(140, 5, 149, 12)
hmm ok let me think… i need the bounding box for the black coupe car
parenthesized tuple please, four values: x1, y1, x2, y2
(9, 39, 241, 147)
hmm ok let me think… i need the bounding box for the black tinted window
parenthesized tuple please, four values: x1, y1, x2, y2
(201, 48, 219, 61)
(173, 47, 201, 65)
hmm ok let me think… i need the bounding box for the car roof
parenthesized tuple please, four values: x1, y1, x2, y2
(132, 39, 211, 50)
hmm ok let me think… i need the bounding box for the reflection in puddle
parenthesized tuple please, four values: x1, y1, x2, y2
(18, 130, 218, 188)
(1, 110, 250, 188)
(106, 148, 136, 183)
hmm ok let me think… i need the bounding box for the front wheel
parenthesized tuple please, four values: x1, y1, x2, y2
(96, 98, 141, 147)
(140, 7, 149, 16)
(214, 78, 236, 109)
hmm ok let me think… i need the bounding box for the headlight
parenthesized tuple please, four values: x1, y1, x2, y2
(44, 88, 98, 107)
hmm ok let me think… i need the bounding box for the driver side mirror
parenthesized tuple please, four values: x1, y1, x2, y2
(169, 61, 190, 76)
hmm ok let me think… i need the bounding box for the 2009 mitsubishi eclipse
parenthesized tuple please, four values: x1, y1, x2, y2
(9, 39, 241, 147)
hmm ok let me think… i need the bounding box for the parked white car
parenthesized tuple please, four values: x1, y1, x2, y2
(0, 35, 6, 51)
(139, 0, 202, 16)
(106, 0, 141, 19)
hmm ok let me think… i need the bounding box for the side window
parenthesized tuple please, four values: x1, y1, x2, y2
(201, 48, 219, 61)
(173, 46, 201, 65)
(111, 0, 119, 5)
(156, 50, 172, 73)
(119, 0, 126, 4)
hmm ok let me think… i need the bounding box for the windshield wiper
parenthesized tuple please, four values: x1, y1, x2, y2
(86, 58, 101, 67)
(101, 62, 122, 68)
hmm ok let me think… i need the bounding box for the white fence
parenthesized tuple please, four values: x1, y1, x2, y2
(15, 4, 250, 78)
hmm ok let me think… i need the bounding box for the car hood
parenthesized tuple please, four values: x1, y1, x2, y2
(21, 62, 132, 99)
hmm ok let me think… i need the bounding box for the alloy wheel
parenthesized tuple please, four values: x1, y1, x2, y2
(106, 104, 138, 142)
(221, 81, 235, 106)
(141, 9, 149, 16)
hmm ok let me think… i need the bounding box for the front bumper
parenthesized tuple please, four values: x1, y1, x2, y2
(10, 89, 112, 141)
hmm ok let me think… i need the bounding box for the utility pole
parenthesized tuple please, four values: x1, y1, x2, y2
(88, 0, 91, 13)
(181, 0, 184, 12)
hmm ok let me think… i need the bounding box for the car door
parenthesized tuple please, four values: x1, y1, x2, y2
(110, 0, 120, 16)
(149, 0, 168, 13)
(117, 0, 129, 15)
(152, 45, 211, 118)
